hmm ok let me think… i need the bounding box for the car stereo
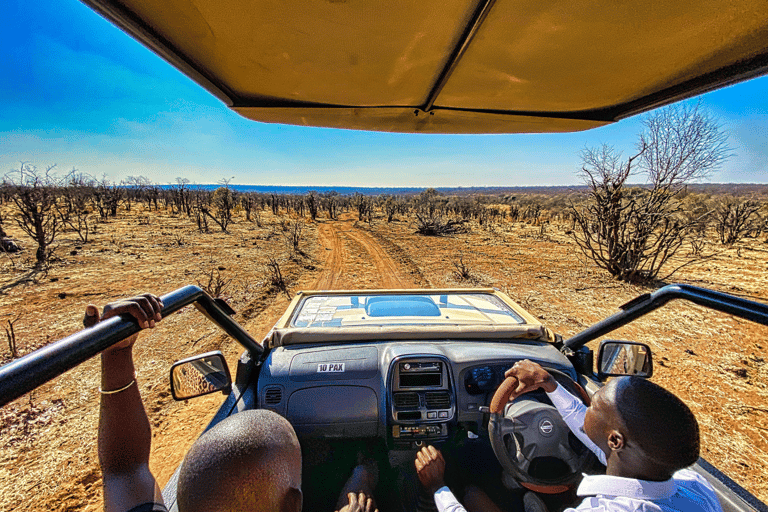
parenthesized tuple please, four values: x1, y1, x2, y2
(397, 361, 443, 388)
(389, 357, 454, 447)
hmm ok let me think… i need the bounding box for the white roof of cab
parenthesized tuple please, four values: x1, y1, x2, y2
(265, 289, 556, 346)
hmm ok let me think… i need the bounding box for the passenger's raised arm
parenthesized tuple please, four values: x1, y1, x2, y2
(88, 294, 165, 512)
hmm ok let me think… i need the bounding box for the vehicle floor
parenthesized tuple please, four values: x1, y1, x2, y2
(299, 434, 584, 512)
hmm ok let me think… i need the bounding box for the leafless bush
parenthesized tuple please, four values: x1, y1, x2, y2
(570, 103, 729, 282)
(322, 192, 339, 220)
(383, 196, 399, 223)
(522, 203, 542, 224)
(195, 209, 209, 233)
(266, 258, 289, 296)
(197, 267, 232, 298)
(414, 212, 468, 236)
(353, 194, 374, 223)
(92, 177, 122, 220)
(452, 255, 475, 282)
(241, 194, 255, 221)
(306, 192, 319, 220)
(7, 163, 60, 267)
(714, 197, 763, 246)
(198, 186, 235, 233)
(5, 312, 21, 359)
(56, 170, 94, 243)
(688, 237, 706, 257)
(284, 221, 304, 254)
(170, 178, 193, 216)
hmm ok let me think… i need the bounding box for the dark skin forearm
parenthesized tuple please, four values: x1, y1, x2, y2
(98, 347, 151, 475)
(504, 360, 557, 394)
(88, 295, 164, 511)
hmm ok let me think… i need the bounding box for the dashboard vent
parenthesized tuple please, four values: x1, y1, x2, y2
(393, 392, 420, 409)
(264, 387, 282, 405)
(425, 391, 451, 409)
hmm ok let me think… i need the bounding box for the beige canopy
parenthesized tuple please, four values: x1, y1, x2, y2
(83, 0, 768, 133)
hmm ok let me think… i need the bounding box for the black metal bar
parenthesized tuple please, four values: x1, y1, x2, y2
(564, 284, 768, 350)
(0, 285, 261, 408)
(421, 0, 497, 112)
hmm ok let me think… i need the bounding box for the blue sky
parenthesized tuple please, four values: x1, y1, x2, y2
(2, 0, 767, 188)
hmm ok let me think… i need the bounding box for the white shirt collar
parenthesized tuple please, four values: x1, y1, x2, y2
(577, 474, 677, 500)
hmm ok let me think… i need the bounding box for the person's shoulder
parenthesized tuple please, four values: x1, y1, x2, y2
(567, 496, 640, 512)
(672, 469, 723, 512)
(673, 468, 714, 489)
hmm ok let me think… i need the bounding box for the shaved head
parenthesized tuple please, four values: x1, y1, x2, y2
(610, 377, 700, 471)
(177, 409, 302, 512)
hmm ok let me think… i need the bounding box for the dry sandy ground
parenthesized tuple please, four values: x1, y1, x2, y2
(1, 206, 767, 510)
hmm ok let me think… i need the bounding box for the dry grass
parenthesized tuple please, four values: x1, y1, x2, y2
(0, 205, 320, 511)
(1, 203, 767, 510)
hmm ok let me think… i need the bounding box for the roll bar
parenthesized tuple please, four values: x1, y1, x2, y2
(0, 285, 261, 408)
(563, 283, 768, 350)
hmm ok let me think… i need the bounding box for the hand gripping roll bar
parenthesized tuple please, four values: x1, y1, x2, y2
(0, 285, 262, 407)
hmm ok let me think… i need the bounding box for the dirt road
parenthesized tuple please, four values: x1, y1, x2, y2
(312, 215, 423, 289)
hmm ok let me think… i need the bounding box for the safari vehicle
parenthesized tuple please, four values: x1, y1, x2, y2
(3, 285, 768, 511)
(2, 0, 768, 511)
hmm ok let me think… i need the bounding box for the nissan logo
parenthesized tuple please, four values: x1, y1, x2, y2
(539, 420, 554, 436)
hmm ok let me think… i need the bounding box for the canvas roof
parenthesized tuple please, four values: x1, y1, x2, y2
(83, 0, 768, 133)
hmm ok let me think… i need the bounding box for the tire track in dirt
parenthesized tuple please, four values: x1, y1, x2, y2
(343, 227, 409, 288)
(359, 226, 431, 287)
(313, 221, 345, 289)
(312, 216, 415, 289)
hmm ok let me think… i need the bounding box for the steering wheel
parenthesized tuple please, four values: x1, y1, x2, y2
(488, 369, 595, 491)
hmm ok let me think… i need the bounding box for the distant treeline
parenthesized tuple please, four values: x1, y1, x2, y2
(1, 163, 767, 270)
(156, 183, 768, 197)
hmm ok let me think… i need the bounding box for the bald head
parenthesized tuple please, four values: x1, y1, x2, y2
(177, 409, 302, 512)
(609, 377, 700, 472)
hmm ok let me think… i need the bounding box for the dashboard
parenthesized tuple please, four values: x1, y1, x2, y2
(256, 340, 576, 448)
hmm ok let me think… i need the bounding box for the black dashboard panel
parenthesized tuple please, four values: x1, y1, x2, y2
(257, 340, 575, 445)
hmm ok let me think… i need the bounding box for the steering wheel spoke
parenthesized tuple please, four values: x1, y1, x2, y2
(498, 416, 519, 436)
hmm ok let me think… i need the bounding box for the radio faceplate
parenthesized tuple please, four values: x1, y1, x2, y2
(392, 359, 447, 392)
(389, 356, 455, 443)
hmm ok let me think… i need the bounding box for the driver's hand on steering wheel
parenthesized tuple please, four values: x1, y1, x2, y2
(504, 360, 557, 397)
(415, 445, 446, 494)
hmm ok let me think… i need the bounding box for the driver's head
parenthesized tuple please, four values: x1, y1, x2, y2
(584, 377, 699, 478)
(177, 409, 302, 512)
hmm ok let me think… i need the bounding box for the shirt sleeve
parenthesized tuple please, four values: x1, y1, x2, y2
(546, 383, 607, 466)
(433, 486, 469, 512)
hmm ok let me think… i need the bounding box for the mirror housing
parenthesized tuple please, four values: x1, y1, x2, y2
(597, 340, 653, 380)
(170, 350, 232, 400)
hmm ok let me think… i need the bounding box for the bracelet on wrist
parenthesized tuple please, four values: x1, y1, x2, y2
(99, 374, 137, 395)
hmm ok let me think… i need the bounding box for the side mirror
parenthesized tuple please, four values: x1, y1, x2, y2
(597, 340, 653, 379)
(170, 350, 232, 400)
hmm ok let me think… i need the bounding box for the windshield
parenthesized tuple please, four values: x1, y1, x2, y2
(290, 293, 526, 328)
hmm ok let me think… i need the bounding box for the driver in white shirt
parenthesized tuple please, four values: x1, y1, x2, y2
(414, 360, 723, 512)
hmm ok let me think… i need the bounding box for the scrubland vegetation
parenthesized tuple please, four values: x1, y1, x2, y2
(1, 176, 768, 510)
(2, 164, 767, 292)
(2, 105, 768, 511)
